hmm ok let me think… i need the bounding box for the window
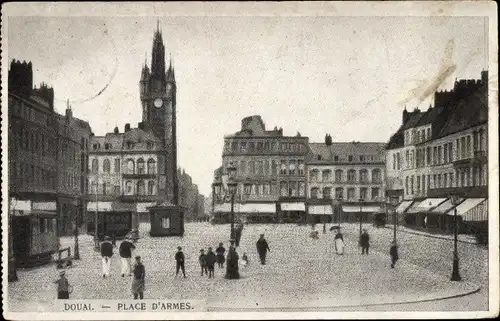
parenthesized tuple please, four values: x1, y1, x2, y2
(416, 176, 421, 192)
(137, 158, 145, 174)
(360, 187, 368, 200)
(161, 217, 171, 229)
(103, 159, 110, 173)
(137, 181, 145, 195)
(426, 147, 431, 165)
(126, 181, 133, 195)
(359, 169, 368, 183)
(393, 154, 396, 170)
(240, 142, 247, 152)
(348, 155, 353, 162)
(271, 160, 278, 175)
(335, 170, 343, 182)
(113, 185, 120, 195)
(359, 155, 365, 162)
(280, 160, 287, 175)
(310, 169, 319, 182)
(443, 173, 448, 187)
(334, 155, 339, 162)
(298, 160, 304, 175)
(114, 158, 120, 173)
(263, 160, 269, 176)
(310, 187, 319, 199)
(406, 150, 410, 167)
(372, 169, 381, 183)
(371, 188, 379, 200)
(289, 181, 297, 197)
(147, 159, 156, 174)
(437, 146, 442, 164)
(257, 142, 263, 150)
(347, 170, 356, 182)
(322, 170, 331, 182)
(231, 142, 238, 151)
(448, 143, 453, 162)
(347, 188, 355, 200)
(280, 181, 289, 197)
(323, 187, 332, 199)
(127, 159, 135, 174)
(263, 183, 270, 195)
(466, 135, 471, 157)
(249, 161, 255, 175)
(298, 182, 305, 196)
(249, 142, 255, 151)
(433, 147, 438, 164)
(449, 173, 454, 187)
(317, 155, 322, 161)
(460, 137, 466, 159)
(148, 181, 155, 195)
(335, 187, 344, 199)
(410, 176, 414, 194)
(91, 159, 98, 173)
(240, 161, 247, 176)
(289, 160, 296, 175)
(244, 184, 252, 196)
(426, 128, 431, 140)
(147, 142, 154, 149)
(444, 144, 448, 163)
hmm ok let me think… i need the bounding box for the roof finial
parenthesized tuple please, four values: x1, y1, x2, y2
(66, 98, 71, 110)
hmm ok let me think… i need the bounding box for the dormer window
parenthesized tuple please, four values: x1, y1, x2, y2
(334, 155, 339, 162)
(147, 142, 154, 149)
(317, 155, 322, 160)
(92, 144, 98, 150)
(348, 155, 353, 162)
(105, 143, 111, 150)
(127, 141, 133, 149)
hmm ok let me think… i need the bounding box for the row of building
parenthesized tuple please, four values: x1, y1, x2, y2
(8, 25, 205, 270)
(211, 71, 489, 234)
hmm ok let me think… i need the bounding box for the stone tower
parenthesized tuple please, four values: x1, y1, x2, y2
(139, 21, 178, 205)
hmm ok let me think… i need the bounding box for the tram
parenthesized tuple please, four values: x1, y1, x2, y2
(87, 211, 133, 239)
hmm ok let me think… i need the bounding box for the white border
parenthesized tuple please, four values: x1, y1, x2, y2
(1, 1, 498, 320)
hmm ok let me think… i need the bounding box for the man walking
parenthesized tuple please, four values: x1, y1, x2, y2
(205, 247, 217, 278)
(100, 236, 114, 278)
(175, 246, 186, 278)
(54, 270, 72, 299)
(131, 256, 145, 299)
(256, 234, 270, 265)
(199, 249, 208, 276)
(360, 229, 370, 255)
(119, 236, 136, 277)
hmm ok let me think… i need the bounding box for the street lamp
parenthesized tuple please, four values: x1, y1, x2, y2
(94, 177, 100, 250)
(225, 162, 238, 241)
(390, 197, 399, 242)
(73, 218, 80, 260)
(359, 197, 364, 237)
(449, 194, 462, 281)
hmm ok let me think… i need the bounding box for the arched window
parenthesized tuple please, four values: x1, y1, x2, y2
(126, 181, 133, 195)
(102, 182, 107, 195)
(147, 159, 156, 174)
(137, 180, 145, 195)
(91, 181, 97, 194)
(310, 187, 319, 199)
(103, 159, 110, 173)
(359, 169, 368, 183)
(137, 158, 145, 174)
(148, 180, 156, 195)
(126, 159, 135, 174)
(91, 159, 98, 173)
(310, 169, 319, 182)
(372, 169, 381, 183)
(347, 169, 356, 182)
(323, 187, 332, 199)
(335, 169, 343, 182)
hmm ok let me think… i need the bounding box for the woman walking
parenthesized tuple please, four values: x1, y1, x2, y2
(334, 229, 345, 255)
(216, 243, 226, 268)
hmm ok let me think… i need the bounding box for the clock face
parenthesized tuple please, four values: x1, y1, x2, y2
(154, 98, 163, 108)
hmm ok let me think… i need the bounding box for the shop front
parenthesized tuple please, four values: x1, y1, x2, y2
(280, 202, 306, 223)
(340, 203, 383, 223)
(307, 204, 333, 224)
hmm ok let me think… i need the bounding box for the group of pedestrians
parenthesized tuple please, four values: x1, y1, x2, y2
(330, 227, 399, 268)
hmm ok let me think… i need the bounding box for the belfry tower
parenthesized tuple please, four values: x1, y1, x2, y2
(140, 22, 178, 206)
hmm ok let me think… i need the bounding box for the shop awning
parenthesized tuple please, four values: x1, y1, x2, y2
(214, 203, 231, 212)
(342, 205, 382, 213)
(461, 199, 487, 222)
(395, 201, 413, 214)
(406, 198, 446, 214)
(281, 202, 306, 211)
(308, 205, 333, 215)
(10, 199, 32, 211)
(32, 201, 57, 211)
(240, 203, 276, 213)
(453, 198, 487, 221)
(137, 202, 157, 213)
(430, 198, 463, 214)
(87, 202, 113, 212)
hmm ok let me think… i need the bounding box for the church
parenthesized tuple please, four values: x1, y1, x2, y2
(87, 22, 185, 237)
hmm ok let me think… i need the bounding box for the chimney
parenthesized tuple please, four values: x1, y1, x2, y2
(325, 134, 332, 146)
(114, 126, 119, 134)
(125, 123, 131, 132)
(402, 109, 409, 124)
(138, 122, 144, 130)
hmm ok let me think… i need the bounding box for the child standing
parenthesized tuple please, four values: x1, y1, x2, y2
(54, 270, 72, 299)
(199, 249, 208, 276)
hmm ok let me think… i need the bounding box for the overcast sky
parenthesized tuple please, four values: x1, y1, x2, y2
(7, 16, 487, 196)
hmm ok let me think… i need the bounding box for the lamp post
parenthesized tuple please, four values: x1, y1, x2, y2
(74, 216, 80, 260)
(8, 197, 18, 282)
(224, 162, 239, 280)
(359, 197, 364, 237)
(449, 194, 462, 281)
(391, 197, 398, 242)
(225, 162, 238, 242)
(336, 196, 343, 228)
(94, 176, 100, 250)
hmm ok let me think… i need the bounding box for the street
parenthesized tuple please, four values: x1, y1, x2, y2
(8, 222, 486, 312)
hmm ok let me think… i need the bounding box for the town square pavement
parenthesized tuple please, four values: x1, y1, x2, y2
(7, 222, 486, 312)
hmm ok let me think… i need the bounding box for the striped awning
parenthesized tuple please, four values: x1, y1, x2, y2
(281, 202, 306, 211)
(308, 205, 333, 215)
(461, 199, 487, 222)
(430, 198, 463, 214)
(406, 198, 446, 214)
(395, 201, 413, 214)
(342, 205, 382, 213)
(240, 203, 276, 213)
(454, 198, 487, 221)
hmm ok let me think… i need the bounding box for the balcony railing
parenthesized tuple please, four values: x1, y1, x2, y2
(120, 194, 158, 202)
(122, 173, 156, 179)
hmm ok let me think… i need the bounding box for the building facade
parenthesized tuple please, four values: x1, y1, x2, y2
(385, 71, 488, 233)
(178, 169, 206, 222)
(8, 59, 92, 268)
(212, 116, 309, 223)
(307, 138, 386, 224)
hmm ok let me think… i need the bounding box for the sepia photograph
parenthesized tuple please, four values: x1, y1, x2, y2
(1, 1, 498, 320)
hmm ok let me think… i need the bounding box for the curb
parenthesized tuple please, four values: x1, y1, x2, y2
(382, 226, 478, 245)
